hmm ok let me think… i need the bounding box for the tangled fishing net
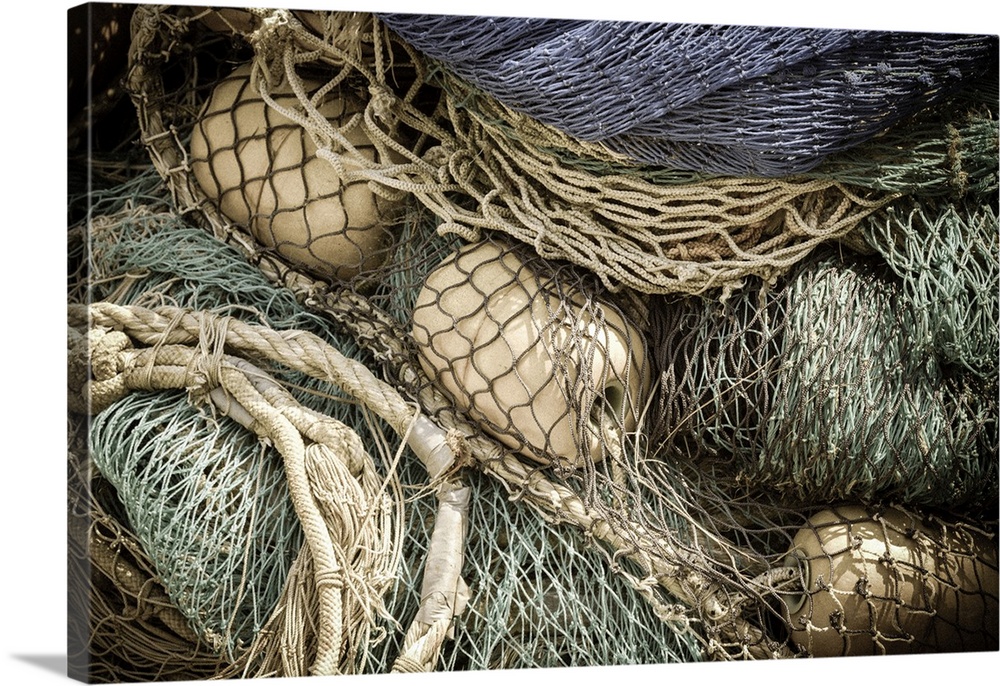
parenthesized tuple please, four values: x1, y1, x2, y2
(68, 168, 703, 680)
(647, 247, 998, 514)
(67, 5, 999, 682)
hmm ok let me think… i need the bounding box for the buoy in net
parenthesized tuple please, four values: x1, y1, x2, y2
(190, 63, 403, 281)
(780, 504, 999, 656)
(411, 239, 650, 469)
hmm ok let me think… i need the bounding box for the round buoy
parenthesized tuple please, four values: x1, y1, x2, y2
(780, 504, 998, 656)
(190, 63, 403, 281)
(411, 239, 650, 468)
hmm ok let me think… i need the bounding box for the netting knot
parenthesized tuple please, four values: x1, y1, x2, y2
(945, 123, 970, 196)
(257, 8, 291, 36)
(854, 577, 871, 597)
(367, 85, 398, 124)
(421, 144, 451, 171)
(248, 10, 293, 77)
(417, 143, 456, 184)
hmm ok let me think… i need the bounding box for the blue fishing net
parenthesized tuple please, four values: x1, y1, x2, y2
(378, 13, 998, 176)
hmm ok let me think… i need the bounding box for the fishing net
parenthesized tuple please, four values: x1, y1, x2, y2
(781, 504, 998, 655)
(70, 173, 405, 676)
(647, 247, 998, 516)
(68, 408, 235, 683)
(68, 167, 704, 680)
(376, 14, 998, 176)
(126, 5, 917, 298)
(409, 236, 651, 472)
(68, 4, 1000, 681)
(861, 199, 999, 378)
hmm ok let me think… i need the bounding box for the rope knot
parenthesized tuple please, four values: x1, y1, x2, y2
(89, 329, 133, 381)
(444, 429, 471, 470)
(68, 326, 134, 414)
(367, 85, 397, 124)
(421, 144, 451, 170)
(314, 569, 345, 591)
(248, 11, 294, 84)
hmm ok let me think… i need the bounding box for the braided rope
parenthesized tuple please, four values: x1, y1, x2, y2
(72, 302, 416, 434)
(71, 301, 474, 672)
(70, 323, 365, 674)
(392, 617, 453, 673)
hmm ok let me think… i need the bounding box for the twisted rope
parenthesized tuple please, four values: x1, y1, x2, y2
(70, 320, 364, 674)
(70, 301, 472, 673)
(392, 617, 453, 673)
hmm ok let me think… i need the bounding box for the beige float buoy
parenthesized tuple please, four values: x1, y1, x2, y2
(190, 63, 402, 281)
(411, 239, 650, 469)
(780, 504, 999, 656)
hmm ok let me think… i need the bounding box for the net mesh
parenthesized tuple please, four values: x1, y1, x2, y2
(647, 248, 998, 515)
(861, 198, 999, 378)
(72, 174, 404, 674)
(780, 504, 998, 655)
(187, 60, 407, 282)
(125, 5, 915, 298)
(69, 167, 704, 679)
(68, 415, 234, 683)
(67, 4, 1000, 680)
(376, 14, 999, 176)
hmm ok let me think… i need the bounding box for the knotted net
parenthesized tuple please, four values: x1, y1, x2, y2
(647, 247, 998, 515)
(68, 4, 1000, 680)
(126, 5, 935, 298)
(376, 14, 998, 176)
(68, 166, 703, 680)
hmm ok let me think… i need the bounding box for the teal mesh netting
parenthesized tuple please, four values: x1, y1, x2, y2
(76, 168, 703, 678)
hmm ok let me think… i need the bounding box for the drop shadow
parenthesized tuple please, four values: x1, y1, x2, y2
(10, 654, 66, 677)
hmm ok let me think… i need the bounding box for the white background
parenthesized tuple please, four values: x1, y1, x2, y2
(3, 1, 998, 684)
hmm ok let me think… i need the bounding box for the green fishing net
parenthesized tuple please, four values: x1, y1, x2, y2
(71, 168, 703, 680)
(647, 248, 997, 515)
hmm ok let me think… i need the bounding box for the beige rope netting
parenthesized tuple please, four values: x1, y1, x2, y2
(126, 6, 899, 299)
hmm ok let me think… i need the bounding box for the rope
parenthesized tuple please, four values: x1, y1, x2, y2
(392, 617, 453, 673)
(71, 322, 364, 674)
(127, 5, 915, 299)
(72, 300, 472, 672)
(72, 302, 415, 433)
